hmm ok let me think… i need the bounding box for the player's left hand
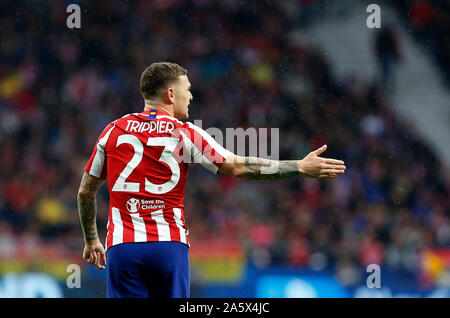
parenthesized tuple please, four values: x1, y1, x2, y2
(298, 144, 346, 178)
(83, 240, 107, 270)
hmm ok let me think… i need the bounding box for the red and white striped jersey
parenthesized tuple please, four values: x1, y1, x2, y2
(84, 109, 232, 249)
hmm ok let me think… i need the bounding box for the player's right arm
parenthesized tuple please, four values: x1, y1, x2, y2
(218, 144, 346, 180)
(77, 123, 115, 270)
(77, 172, 107, 270)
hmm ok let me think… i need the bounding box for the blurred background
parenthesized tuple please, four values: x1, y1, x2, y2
(0, 0, 449, 297)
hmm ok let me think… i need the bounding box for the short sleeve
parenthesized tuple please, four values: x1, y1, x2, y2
(84, 124, 115, 179)
(178, 122, 232, 173)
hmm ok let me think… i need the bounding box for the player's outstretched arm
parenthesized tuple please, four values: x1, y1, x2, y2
(77, 172, 107, 269)
(218, 144, 346, 180)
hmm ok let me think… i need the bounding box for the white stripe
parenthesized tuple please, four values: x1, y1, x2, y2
(180, 131, 218, 173)
(105, 218, 110, 248)
(187, 122, 233, 159)
(156, 115, 184, 125)
(121, 112, 140, 119)
(151, 210, 171, 241)
(111, 208, 123, 245)
(173, 208, 187, 244)
(130, 213, 147, 242)
(89, 125, 114, 178)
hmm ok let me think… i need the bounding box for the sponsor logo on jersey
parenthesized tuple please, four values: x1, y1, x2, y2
(126, 198, 140, 213)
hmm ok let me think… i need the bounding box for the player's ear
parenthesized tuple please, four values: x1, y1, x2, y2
(160, 88, 174, 104)
(166, 87, 175, 103)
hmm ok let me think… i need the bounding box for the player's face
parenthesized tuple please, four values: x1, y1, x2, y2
(173, 75, 193, 120)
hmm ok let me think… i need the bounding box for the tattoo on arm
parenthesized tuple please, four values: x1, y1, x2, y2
(77, 172, 105, 243)
(241, 157, 300, 180)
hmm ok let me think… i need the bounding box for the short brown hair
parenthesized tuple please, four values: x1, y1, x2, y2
(140, 62, 187, 99)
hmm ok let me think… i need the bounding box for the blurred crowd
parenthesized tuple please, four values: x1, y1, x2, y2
(390, 0, 450, 86)
(0, 0, 448, 287)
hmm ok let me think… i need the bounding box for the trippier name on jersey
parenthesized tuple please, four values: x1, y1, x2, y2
(125, 120, 175, 134)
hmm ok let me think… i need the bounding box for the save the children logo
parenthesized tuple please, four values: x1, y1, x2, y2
(126, 198, 140, 213)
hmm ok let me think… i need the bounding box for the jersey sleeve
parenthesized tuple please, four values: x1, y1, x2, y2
(84, 123, 115, 179)
(179, 122, 233, 174)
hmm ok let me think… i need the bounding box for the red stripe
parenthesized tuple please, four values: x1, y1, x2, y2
(181, 209, 190, 246)
(121, 213, 134, 243)
(106, 208, 114, 249)
(179, 208, 186, 223)
(144, 214, 159, 241)
(164, 209, 181, 242)
(186, 126, 225, 166)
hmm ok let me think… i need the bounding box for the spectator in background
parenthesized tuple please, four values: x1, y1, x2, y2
(410, 0, 436, 41)
(373, 25, 402, 92)
(390, 0, 449, 87)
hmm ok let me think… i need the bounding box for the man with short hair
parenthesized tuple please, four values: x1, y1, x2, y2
(77, 62, 346, 298)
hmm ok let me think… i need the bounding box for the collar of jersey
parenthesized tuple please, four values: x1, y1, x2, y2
(141, 109, 172, 118)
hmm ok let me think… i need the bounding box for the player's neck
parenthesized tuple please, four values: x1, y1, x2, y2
(143, 102, 174, 117)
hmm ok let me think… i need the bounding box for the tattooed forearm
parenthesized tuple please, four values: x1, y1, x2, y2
(240, 157, 300, 180)
(78, 194, 99, 242)
(77, 173, 104, 243)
